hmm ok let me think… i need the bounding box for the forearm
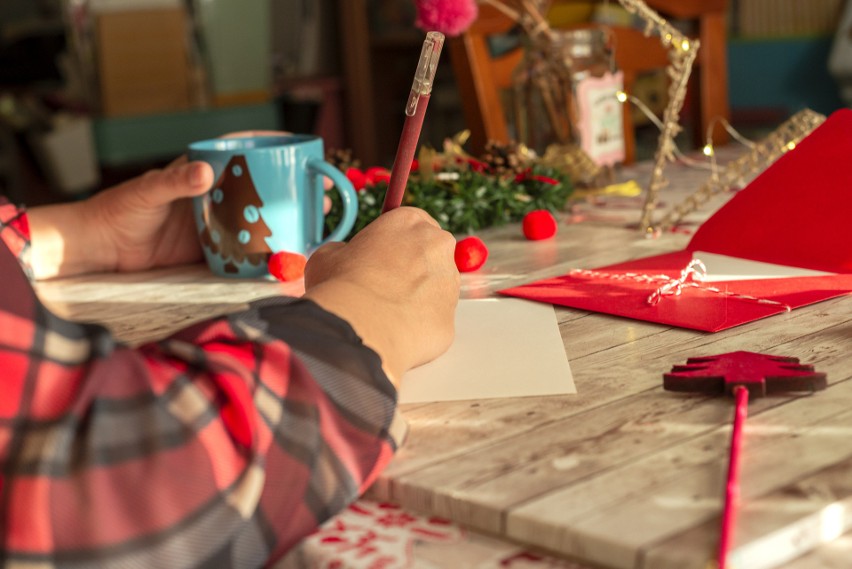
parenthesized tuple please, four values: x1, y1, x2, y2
(305, 280, 413, 386)
(27, 200, 114, 279)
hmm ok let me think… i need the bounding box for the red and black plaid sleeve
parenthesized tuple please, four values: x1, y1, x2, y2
(0, 198, 407, 568)
(0, 197, 32, 279)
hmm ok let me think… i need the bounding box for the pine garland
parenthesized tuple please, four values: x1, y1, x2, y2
(325, 142, 574, 237)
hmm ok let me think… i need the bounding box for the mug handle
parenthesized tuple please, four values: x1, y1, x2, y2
(308, 158, 358, 245)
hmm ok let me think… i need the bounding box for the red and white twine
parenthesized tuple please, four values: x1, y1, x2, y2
(570, 258, 793, 311)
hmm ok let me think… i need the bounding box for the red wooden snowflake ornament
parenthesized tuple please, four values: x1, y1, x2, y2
(664, 351, 827, 397)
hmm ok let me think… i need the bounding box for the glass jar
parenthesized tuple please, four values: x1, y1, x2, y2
(512, 27, 624, 165)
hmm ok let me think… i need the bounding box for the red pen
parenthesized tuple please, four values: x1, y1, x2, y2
(382, 31, 444, 213)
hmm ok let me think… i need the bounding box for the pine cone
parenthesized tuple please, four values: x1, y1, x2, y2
(481, 140, 529, 176)
(326, 148, 360, 171)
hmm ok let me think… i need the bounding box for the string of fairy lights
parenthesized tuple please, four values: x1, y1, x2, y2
(653, 109, 825, 232)
(472, 0, 824, 234)
(477, 0, 701, 233)
(602, 0, 822, 234)
(615, 0, 698, 235)
(615, 89, 823, 232)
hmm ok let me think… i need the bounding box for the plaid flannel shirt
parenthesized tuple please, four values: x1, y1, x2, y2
(0, 197, 406, 568)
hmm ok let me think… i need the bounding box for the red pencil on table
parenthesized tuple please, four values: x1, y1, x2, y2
(382, 31, 444, 213)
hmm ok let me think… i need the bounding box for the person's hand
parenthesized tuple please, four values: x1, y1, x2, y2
(28, 158, 214, 279)
(92, 159, 216, 273)
(71, 130, 292, 276)
(304, 207, 460, 385)
(28, 131, 337, 280)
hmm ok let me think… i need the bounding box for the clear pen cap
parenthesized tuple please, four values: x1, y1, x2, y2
(405, 31, 445, 116)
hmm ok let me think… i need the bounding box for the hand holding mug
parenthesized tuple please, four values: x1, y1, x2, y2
(189, 135, 357, 278)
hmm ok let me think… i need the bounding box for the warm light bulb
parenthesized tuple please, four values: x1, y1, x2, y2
(703, 144, 714, 157)
(786, 141, 797, 151)
(681, 39, 691, 51)
(616, 91, 628, 103)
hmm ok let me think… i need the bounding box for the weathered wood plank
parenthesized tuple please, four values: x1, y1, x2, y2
(36, 264, 302, 345)
(643, 455, 852, 569)
(380, 298, 852, 513)
(505, 381, 852, 568)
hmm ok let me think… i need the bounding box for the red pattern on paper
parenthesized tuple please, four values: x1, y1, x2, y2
(284, 499, 599, 568)
(302, 500, 461, 568)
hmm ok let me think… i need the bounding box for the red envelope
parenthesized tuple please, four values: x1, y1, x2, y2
(500, 109, 852, 332)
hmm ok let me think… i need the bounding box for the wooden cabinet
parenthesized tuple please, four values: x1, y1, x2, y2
(337, 0, 729, 164)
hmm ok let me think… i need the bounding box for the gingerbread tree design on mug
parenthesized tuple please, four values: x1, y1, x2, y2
(199, 155, 273, 274)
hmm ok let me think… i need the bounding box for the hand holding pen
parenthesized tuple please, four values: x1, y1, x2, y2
(381, 31, 445, 213)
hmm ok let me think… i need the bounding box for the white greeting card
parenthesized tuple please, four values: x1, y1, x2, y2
(400, 298, 575, 404)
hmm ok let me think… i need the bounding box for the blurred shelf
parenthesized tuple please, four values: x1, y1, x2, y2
(727, 35, 845, 117)
(93, 103, 280, 167)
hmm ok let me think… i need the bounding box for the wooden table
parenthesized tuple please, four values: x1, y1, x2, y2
(35, 154, 852, 569)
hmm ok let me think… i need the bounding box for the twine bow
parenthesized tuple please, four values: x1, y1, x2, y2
(570, 259, 793, 312)
(647, 259, 706, 305)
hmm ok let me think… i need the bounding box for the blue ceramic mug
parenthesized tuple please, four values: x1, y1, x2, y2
(189, 134, 357, 278)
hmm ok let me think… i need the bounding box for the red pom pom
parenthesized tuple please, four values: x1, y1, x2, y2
(345, 167, 367, 191)
(365, 166, 391, 185)
(268, 251, 307, 282)
(414, 0, 478, 37)
(522, 210, 558, 241)
(454, 236, 488, 272)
